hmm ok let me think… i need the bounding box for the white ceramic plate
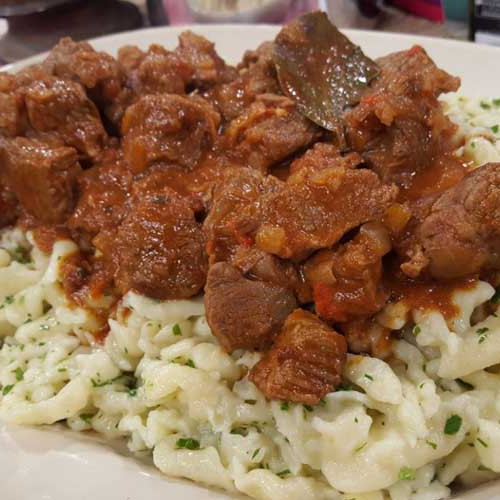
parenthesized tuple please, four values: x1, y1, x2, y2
(2, 24, 500, 500)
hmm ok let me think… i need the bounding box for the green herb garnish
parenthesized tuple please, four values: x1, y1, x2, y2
(444, 415, 462, 435)
(14, 367, 24, 381)
(398, 466, 416, 481)
(176, 437, 200, 450)
(172, 323, 182, 336)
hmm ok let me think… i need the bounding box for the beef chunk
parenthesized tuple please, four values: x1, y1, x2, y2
(96, 186, 207, 299)
(397, 163, 500, 279)
(204, 261, 297, 352)
(107, 44, 194, 128)
(43, 37, 123, 104)
(23, 76, 107, 160)
(0, 137, 80, 224)
(0, 72, 27, 137)
(249, 309, 347, 404)
(204, 42, 280, 122)
(175, 31, 236, 88)
(122, 94, 220, 173)
(0, 182, 18, 228)
(344, 46, 460, 186)
(203, 166, 283, 264)
(252, 157, 397, 260)
(225, 94, 320, 172)
(304, 222, 391, 322)
(68, 149, 132, 247)
(339, 318, 393, 359)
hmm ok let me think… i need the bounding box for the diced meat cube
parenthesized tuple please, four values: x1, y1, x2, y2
(0, 182, 18, 228)
(175, 31, 236, 88)
(344, 46, 460, 186)
(304, 222, 391, 322)
(204, 261, 297, 352)
(23, 76, 107, 160)
(204, 41, 279, 122)
(203, 166, 283, 264)
(397, 163, 500, 279)
(43, 37, 123, 103)
(0, 72, 27, 137)
(339, 318, 393, 359)
(253, 161, 397, 260)
(122, 94, 220, 173)
(96, 186, 207, 300)
(0, 137, 81, 224)
(224, 94, 320, 172)
(68, 149, 132, 247)
(249, 309, 347, 404)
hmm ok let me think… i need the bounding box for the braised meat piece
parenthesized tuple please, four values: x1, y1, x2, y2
(252, 158, 397, 260)
(304, 223, 391, 322)
(205, 42, 280, 122)
(225, 94, 320, 172)
(288, 142, 363, 182)
(0, 182, 18, 228)
(0, 72, 27, 137)
(397, 163, 500, 280)
(204, 261, 297, 352)
(122, 94, 220, 173)
(0, 137, 81, 224)
(23, 76, 107, 161)
(339, 318, 393, 359)
(43, 37, 123, 104)
(249, 309, 347, 404)
(106, 44, 194, 129)
(96, 186, 207, 300)
(344, 46, 460, 186)
(175, 31, 236, 88)
(68, 150, 132, 248)
(203, 166, 283, 264)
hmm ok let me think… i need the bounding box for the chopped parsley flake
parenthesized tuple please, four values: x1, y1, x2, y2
(128, 389, 137, 397)
(2, 384, 14, 396)
(492, 125, 499, 134)
(230, 427, 249, 437)
(303, 404, 314, 412)
(251, 448, 260, 459)
(58, 367, 67, 373)
(426, 440, 437, 450)
(398, 466, 417, 481)
(280, 401, 290, 411)
(413, 325, 421, 336)
(245, 399, 257, 405)
(477, 437, 488, 448)
(319, 398, 327, 407)
(481, 100, 491, 109)
(14, 367, 24, 381)
(364, 373, 374, 381)
(476, 327, 489, 344)
(276, 469, 291, 478)
(444, 415, 462, 435)
(336, 384, 352, 391)
(4, 295, 14, 305)
(354, 442, 366, 453)
(80, 413, 94, 424)
(172, 323, 182, 336)
(176, 437, 200, 450)
(19, 344, 24, 352)
(185, 359, 195, 368)
(494, 98, 500, 107)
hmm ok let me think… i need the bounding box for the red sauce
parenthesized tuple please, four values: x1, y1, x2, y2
(387, 272, 477, 319)
(400, 152, 470, 202)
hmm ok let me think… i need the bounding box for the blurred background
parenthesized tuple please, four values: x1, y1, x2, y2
(0, 0, 496, 64)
